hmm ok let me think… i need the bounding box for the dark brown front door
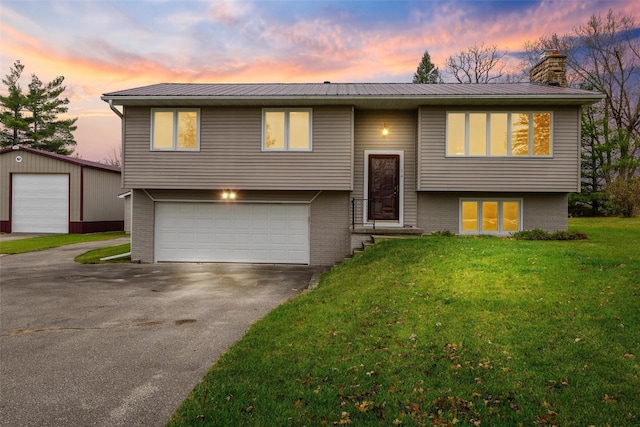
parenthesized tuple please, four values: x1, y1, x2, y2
(368, 154, 400, 221)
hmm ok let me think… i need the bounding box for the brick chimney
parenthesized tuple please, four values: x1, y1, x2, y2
(529, 49, 567, 87)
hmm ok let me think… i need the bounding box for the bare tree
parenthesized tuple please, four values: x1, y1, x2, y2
(524, 9, 640, 216)
(444, 43, 507, 83)
(103, 145, 122, 167)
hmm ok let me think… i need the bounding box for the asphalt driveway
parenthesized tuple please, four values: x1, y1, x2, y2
(0, 238, 324, 427)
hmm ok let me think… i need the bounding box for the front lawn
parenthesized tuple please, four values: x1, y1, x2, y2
(0, 232, 127, 254)
(169, 218, 640, 426)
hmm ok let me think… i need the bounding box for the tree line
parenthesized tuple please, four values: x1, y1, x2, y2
(413, 9, 639, 217)
(1, 9, 637, 215)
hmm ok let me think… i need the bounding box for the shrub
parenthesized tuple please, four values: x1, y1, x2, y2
(512, 229, 550, 240)
(512, 229, 588, 241)
(431, 230, 455, 237)
(606, 177, 640, 218)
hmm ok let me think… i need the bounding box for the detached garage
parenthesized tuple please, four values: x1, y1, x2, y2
(0, 146, 124, 234)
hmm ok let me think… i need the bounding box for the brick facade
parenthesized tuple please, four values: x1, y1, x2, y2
(131, 189, 155, 263)
(309, 191, 351, 266)
(417, 192, 568, 234)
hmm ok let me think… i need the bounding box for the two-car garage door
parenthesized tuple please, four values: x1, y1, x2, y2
(154, 202, 309, 264)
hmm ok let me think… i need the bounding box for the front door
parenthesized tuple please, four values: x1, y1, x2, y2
(368, 154, 400, 221)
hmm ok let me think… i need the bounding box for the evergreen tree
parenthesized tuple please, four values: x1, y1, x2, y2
(0, 60, 29, 146)
(0, 60, 77, 155)
(413, 50, 441, 83)
(25, 74, 77, 154)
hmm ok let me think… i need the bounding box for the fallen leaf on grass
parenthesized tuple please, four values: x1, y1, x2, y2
(337, 411, 352, 425)
(603, 394, 617, 403)
(355, 401, 371, 413)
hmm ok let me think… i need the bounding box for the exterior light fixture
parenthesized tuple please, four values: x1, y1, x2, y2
(221, 190, 236, 200)
(382, 124, 389, 136)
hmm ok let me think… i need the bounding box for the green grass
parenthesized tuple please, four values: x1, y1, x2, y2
(0, 232, 127, 254)
(169, 218, 640, 427)
(74, 243, 131, 264)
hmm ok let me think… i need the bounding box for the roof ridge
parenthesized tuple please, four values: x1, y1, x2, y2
(0, 146, 121, 172)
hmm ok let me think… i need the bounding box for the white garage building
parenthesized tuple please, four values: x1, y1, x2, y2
(0, 146, 124, 234)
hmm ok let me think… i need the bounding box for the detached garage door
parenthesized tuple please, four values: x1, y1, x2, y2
(155, 202, 309, 264)
(12, 174, 69, 233)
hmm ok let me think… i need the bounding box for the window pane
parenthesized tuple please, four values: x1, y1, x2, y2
(469, 113, 486, 155)
(461, 201, 478, 232)
(511, 113, 530, 156)
(153, 111, 174, 149)
(265, 112, 285, 149)
(447, 113, 466, 155)
(489, 113, 508, 155)
(482, 201, 498, 231)
(289, 111, 310, 150)
(502, 201, 520, 231)
(177, 111, 198, 149)
(533, 113, 551, 155)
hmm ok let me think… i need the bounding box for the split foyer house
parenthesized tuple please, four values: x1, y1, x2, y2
(101, 52, 603, 266)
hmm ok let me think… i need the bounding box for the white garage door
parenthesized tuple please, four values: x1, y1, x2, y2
(12, 174, 69, 233)
(155, 202, 309, 264)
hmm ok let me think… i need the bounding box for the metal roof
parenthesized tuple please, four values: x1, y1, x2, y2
(0, 146, 121, 173)
(102, 82, 604, 108)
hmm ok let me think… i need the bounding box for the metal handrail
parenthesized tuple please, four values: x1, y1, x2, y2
(351, 198, 376, 229)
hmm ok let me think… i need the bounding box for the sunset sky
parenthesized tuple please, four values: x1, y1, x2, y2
(1, 0, 638, 162)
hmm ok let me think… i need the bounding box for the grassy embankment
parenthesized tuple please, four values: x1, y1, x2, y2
(165, 218, 638, 425)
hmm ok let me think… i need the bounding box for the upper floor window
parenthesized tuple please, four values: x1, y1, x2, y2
(151, 109, 200, 151)
(447, 112, 551, 157)
(263, 109, 312, 151)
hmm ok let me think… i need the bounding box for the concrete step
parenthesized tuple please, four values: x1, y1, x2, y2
(372, 234, 423, 244)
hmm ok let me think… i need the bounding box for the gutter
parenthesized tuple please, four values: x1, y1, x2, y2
(107, 99, 123, 118)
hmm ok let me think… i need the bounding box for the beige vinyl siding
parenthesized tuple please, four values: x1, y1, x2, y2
(0, 150, 81, 221)
(353, 110, 418, 226)
(418, 106, 581, 192)
(123, 106, 353, 190)
(144, 189, 320, 203)
(82, 168, 124, 221)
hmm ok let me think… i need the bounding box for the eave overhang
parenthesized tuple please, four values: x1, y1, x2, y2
(101, 94, 604, 109)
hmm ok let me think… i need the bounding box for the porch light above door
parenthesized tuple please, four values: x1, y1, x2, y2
(382, 124, 389, 136)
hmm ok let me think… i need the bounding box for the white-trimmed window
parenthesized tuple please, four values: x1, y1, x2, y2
(263, 109, 312, 151)
(460, 199, 522, 234)
(447, 112, 552, 157)
(151, 109, 200, 151)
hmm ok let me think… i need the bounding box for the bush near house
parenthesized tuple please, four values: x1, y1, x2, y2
(169, 218, 639, 427)
(512, 229, 588, 240)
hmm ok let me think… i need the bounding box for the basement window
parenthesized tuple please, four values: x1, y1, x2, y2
(460, 199, 522, 234)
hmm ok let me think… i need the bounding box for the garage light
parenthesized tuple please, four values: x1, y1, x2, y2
(221, 190, 236, 200)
